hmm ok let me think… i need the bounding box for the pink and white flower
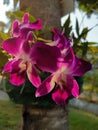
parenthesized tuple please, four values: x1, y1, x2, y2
(11, 13, 42, 39)
(36, 49, 92, 105)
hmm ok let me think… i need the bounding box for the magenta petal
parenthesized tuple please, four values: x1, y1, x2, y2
(12, 20, 19, 37)
(2, 37, 22, 56)
(36, 75, 55, 97)
(52, 75, 79, 105)
(20, 19, 42, 30)
(71, 57, 92, 76)
(52, 28, 61, 42)
(31, 42, 61, 72)
(27, 31, 34, 42)
(11, 59, 22, 73)
(28, 19, 42, 30)
(3, 60, 14, 73)
(71, 78, 79, 98)
(3, 59, 22, 74)
(65, 75, 79, 98)
(22, 40, 30, 54)
(52, 28, 71, 50)
(64, 48, 74, 65)
(64, 49, 92, 76)
(20, 28, 31, 39)
(10, 59, 26, 86)
(10, 71, 26, 86)
(27, 64, 41, 87)
(23, 13, 29, 23)
(52, 87, 69, 105)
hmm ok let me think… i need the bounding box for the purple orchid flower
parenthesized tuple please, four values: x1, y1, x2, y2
(51, 28, 72, 57)
(36, 48, 92, 105)
(2, 32, 61, 87)
(11, 13, 42, 39)
(2, 32, 41, 87)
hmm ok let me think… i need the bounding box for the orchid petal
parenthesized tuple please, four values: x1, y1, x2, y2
(26, 31, 34, 43)
(10, 71, 26, 86)
(2, 37, 23, 56)
(20, 19, 42, 30)
(27, 19, 42, 30)
(71, 57, 92, 76)
(31, 42, 61, 72)
(52, 86, 69, 105)
(3, 59, 22, 74)
(12, 20, 19, 37)
(52, 28, 61, 42)
(65, 75, 79, 98)
(3, 60, 14, 73)
(52, 75, 79, 105)
(10, 60, 26, 86)
(22, 40, 30, 54)
(36, 75, 55, 97)
(11, 59, 22, 73)
(27, 64, 41, 88)
(22, 13, 29, 23)
(63, 49, 92, 76)
(19, 28, 31, 39)
(71, 78, 79, 98)
(52, 28, 71, 50)
(63, 48, 74, 65)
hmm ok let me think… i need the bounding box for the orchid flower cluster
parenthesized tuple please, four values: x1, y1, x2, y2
(2, 13, 92, 105)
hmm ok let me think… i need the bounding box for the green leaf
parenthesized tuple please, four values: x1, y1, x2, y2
(63, 15, 72, 38)
(76, 18, 80, 36)
(81, 42, 88, 57)
(13, 10, 26, 18)
(0, 50, 8, 73)
(13, 10, 36, 22)
(63, 15, 70, 29)
(88, 42, 97, 45)
(0, 32, 9, 40)
(80, 27, 89, 39)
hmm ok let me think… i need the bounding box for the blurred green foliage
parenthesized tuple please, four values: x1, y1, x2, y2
(75, 0, 98, 15)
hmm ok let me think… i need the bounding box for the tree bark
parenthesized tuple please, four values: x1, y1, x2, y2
(20, 0, 61, 29)
(22, 105, 69, 130)
(20, 0, 69, 130)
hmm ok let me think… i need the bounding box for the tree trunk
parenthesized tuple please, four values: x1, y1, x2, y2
(20, 0, 69, 130)
(20, 0, 61, 29)
(22, 105, 69, 130)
